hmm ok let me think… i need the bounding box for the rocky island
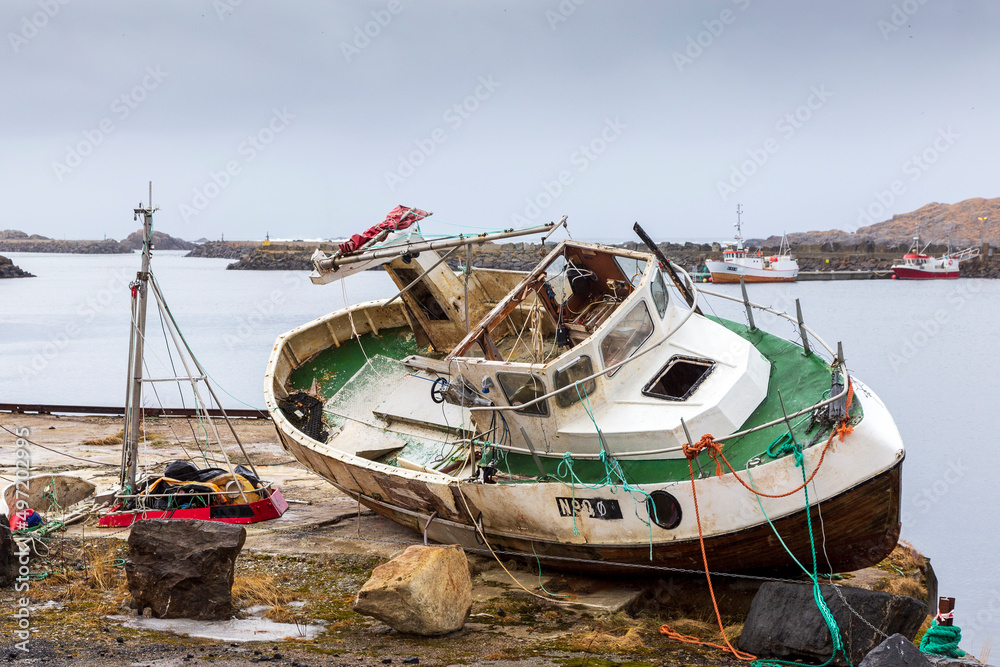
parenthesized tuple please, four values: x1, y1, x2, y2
(0, 254, 33, 278)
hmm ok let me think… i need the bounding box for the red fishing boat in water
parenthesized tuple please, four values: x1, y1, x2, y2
(891, 235, 980, 280)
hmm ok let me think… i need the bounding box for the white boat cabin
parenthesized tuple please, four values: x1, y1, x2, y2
(407, 241, 773, 461)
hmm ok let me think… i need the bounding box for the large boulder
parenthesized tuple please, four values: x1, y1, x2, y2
(0, 515, 17, 587)
(859, 634, 933, 667)
(739, 582, 927, 666)
(353, 545, 472, 636)
(126, 519, 246, 620)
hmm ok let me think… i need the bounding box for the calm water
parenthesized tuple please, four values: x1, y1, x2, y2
(1, 252, 997, 649)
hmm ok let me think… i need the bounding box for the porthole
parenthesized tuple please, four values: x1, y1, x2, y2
(646, 490, 682, 529)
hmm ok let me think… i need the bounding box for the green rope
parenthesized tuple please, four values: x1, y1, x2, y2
(920, 621, 965, 658)
(552, 384, 656, 557)
(748, 438, 850, 667)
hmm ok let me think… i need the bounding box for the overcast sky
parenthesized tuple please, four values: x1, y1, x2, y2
(2, 1, 998, 243)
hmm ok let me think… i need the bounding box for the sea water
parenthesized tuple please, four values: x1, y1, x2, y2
(1, 251, 998, 651)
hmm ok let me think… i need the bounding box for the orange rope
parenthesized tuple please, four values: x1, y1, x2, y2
(662, 387, 855, 658)
(682, 420, 852, 500)
(659, 456, 756, 661)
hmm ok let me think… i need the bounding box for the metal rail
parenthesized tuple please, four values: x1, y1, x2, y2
(315, 222, 557, 271)
(0, 403, 268, 419)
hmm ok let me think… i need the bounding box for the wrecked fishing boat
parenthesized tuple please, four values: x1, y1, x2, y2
(98, 185, 287, 527)
(264, 207, 903, 573)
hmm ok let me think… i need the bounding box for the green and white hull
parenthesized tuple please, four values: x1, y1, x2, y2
(264, 236, 903, 573)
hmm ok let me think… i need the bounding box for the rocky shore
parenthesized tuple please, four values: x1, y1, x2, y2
(0, 254, 33, 278)
(0, 413, 947, 667)
(186, 241, 257, 260)
(0, 229, 194, 254)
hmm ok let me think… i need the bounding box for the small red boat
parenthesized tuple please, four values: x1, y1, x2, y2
(891, 235, 979, 280)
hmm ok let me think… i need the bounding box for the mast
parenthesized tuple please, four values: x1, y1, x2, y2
(734, 204, 744, 250)
(122, 182, 158, 495)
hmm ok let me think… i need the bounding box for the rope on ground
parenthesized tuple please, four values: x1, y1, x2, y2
(920, 620, 965, 658)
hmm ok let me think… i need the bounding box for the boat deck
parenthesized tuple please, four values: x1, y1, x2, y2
(280, 318, 858, 487)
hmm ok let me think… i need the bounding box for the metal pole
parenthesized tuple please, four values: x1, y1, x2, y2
(317, 223, 556, 270)
(632, 222, 701, 314)
(464, 244, 472, 332)
(380, 247, 458, 309)
(680, 417, 705, 478)
(795, 298, 811, 356)
(740, 277, 756, 331)
(124, 183, 156, 495)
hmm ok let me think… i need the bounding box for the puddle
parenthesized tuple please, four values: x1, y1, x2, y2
(110, 610, 326, 642)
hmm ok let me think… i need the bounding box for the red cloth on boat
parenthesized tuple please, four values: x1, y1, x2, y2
(339, 206, 431, 255)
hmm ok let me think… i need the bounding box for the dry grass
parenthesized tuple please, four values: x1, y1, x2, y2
(568, 626, 647, 652)
(880, 576, 927, 600)
(82, 430, 124, 447)
(232, 572, 294, 608)
(885, 541, 924, 572)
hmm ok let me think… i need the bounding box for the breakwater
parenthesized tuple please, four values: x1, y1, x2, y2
(218, 239, 1000, 278)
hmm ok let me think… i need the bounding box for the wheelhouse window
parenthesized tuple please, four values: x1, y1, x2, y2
(553, 356, 596, 408)
(496, 372, 549, 417)
(642, 356, 714, 401)
(650, 270, 669, 317)
(600, 301, 654, 373)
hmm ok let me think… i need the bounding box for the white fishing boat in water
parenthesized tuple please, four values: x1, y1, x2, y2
(705, 205, 798, 283)
(264, 207, 903, 573)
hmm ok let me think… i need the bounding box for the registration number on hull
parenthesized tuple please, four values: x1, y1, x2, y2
(556, 497, 623, 520)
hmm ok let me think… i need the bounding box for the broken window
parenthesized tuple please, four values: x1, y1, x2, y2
(642, 356, 714, 401)
(650, 270, 669, 317)
(600, 301, 654, 373)
(553, 356, 597, 408)
(496, 372, 549, 417)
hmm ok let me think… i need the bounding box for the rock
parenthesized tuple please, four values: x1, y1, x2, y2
(739, 582, 927, 666)
(126, 519, 246, 620)
(0, 255, 33, 279)
(0, 515, 17, 587)
(859, 634, 932, 667)
(924, 654, 993, 667)
(353, 544, 472, 636)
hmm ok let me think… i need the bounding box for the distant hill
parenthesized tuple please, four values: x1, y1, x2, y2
(121, 230, 195, 251)
(755, 196, 1000, 248)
